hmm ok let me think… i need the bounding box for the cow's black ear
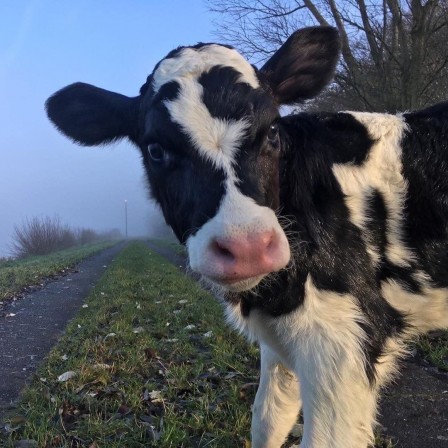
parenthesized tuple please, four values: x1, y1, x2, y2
(46, 82, 140, 146)
(259, 27, 340, 105)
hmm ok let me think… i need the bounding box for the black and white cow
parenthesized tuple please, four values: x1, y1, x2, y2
(46, 27, 448, 447)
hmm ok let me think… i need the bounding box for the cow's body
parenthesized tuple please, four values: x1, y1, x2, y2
(229, 107, 448, 447)
(46, 27, 448, 447)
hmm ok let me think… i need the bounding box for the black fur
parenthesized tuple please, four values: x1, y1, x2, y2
(401, 104, 448, 288)
(139, 80, 227, 243)
(259, 27, 341, 104)
(46, 83, 140, 145)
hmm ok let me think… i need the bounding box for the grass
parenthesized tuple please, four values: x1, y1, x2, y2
(3, 240, 443, 447)
(1, 242, 259, 447)
(416, 332, 448, 371)
(0, 240, 120, 302)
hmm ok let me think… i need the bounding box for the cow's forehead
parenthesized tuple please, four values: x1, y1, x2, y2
(152, 44, 260, 93)
(148, 44, 262, 172)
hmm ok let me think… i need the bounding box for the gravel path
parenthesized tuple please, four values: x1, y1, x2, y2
(379, 360, 448, 447)
(0, 242, 127, 421)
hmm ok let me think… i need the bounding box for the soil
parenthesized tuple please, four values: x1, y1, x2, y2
(1, 239, 447, 448)
(379, 360, 448, 447)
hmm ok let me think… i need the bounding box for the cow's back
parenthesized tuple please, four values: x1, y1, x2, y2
(282, 106, 448, 330)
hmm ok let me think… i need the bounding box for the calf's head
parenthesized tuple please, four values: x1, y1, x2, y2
(46, 27, 340, 292)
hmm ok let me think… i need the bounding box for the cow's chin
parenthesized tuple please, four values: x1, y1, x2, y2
(206, 274, 266, 293)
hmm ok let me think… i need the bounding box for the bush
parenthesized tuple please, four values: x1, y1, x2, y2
(12, 216, 77, 258)
(11, 217, 123, 259)
(0, 256, 13, 268)
(77, 228, 99, 245)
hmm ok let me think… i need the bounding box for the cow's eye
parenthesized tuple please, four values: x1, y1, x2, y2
(267, 123, 279, 144)
(147, 143, 165, 163)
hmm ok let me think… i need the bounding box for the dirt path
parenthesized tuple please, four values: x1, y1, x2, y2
(0, 242, 127, 421)
(380, 361, 448, 447)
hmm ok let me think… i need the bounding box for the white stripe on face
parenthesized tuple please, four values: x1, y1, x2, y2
(152, 44, 259, 172)
(164, 78, 249, 171)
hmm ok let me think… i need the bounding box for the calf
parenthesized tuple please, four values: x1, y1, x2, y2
(46, 27, 448, 447)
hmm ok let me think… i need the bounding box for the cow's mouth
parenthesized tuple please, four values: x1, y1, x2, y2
(207, 274, 266, 292)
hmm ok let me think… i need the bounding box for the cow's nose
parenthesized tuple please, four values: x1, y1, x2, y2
(209, 230, 287, 281)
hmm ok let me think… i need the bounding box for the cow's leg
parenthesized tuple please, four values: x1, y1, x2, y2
(297, 348, 380, 448)
(251, 344, 301, 448)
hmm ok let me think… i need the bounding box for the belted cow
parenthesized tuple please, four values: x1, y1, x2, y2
(46, 27, 448, 447)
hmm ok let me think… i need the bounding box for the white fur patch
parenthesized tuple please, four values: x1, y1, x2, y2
(374, 334, 410, 388)
(382, 276, 448, 332)
(164, 78, 249, 171)
(332, 112, 414, 268)
(152, 45, 259, 92)
(252, 345, 300, 448)
(278, 278, 377, 447)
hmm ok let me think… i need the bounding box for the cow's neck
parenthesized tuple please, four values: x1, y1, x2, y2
(231, 113, 372, 318)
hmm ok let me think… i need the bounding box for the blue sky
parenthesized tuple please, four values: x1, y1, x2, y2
(0, 0, 216, 256)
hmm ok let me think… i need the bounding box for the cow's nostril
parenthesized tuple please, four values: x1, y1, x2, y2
(264, 232, 275, 249)
(212, 240, 235, 261)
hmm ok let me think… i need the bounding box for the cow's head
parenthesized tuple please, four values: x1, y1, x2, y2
(46, 27, 340, 292)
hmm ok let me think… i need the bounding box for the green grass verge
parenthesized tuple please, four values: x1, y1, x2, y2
(1, 242, 259, 447)
(0, 241, 120, 302)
